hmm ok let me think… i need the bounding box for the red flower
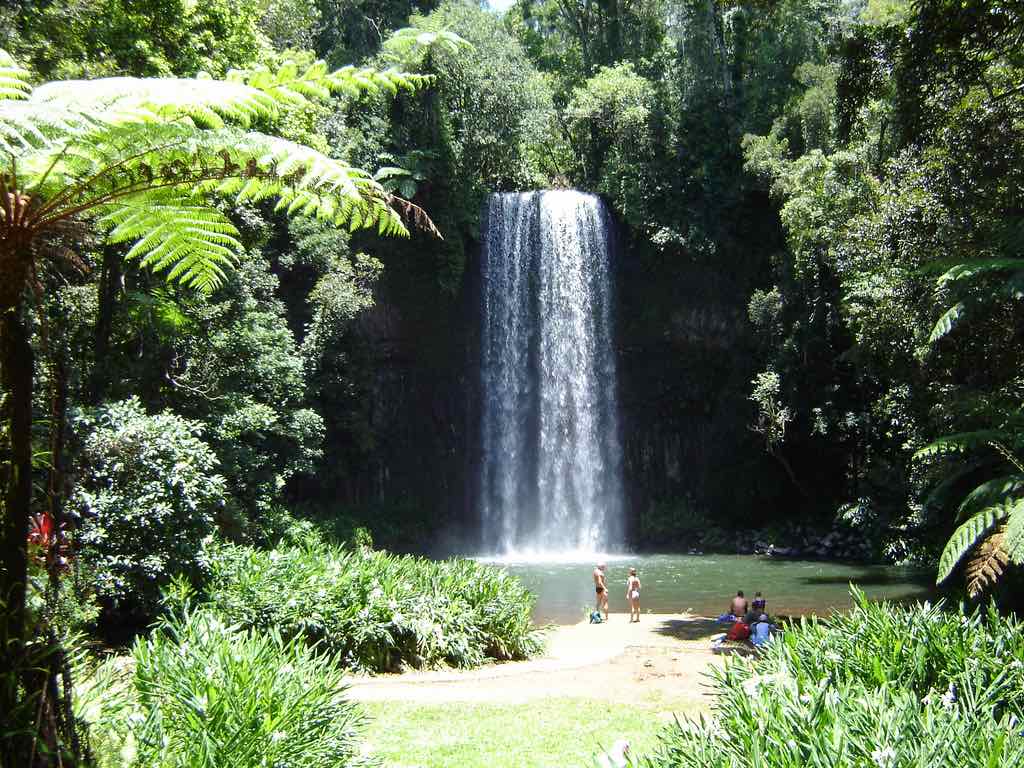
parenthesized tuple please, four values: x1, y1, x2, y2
(27, 512, 71, 571)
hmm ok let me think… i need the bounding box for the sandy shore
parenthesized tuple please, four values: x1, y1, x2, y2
(347, 613, 726, 706)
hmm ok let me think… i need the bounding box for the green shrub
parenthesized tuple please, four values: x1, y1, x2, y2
(72, 398, 226, 616)
(201, 539, 544, 672)
(650, 589, 1024, 767)
(131, 606, 366, 768)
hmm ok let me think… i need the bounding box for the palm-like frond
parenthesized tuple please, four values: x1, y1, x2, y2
(957, 474, 1024, 521)
(233, 60, 428, 102)
(914, 430, 1012, 459)
(1, 44, 435, 295)
(0, 49, 31, 101)
(17, 122, 410, 289)
(98, 190, 241, 293)
(927, 301, 966, 343)
(5, 57, 427, 156)
(382, 28, 473, 66)
(935, 257, 1024, 287)
(203, 133, 406, 237)
(31, 62, 427, 132)
(964, 526, 1010, 598)
(1002, 504, 1024, 564)
(0, 100, 108, 155)
(32, 77, 283, 130)
(936, 498, 1023, 584)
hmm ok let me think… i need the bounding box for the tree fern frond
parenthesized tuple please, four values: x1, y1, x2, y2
(0, 49, 32, 101)
(97, 190, 241, 292)
(928, 301, 966, 343)
(915, 430, 1011, 460)
(0, 101, 108, 155)
(935, 258, 1024, 287)
(964, 527, 1010, 598)
(957, 474, 1024, 521)
(1002, 506, 1024, 564)
(382, 28, 473, 67)
(936, 498, 1023, 584)
(198, 133, 410, 236)
(31, 77, 280, 129)
(227, 59, 427, 106)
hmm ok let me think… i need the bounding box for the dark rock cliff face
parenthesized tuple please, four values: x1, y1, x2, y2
(300, 226, 483, 554)
(615, 224, 789, 546)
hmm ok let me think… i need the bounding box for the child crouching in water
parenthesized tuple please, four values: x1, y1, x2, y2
(626, 567, 642, 623)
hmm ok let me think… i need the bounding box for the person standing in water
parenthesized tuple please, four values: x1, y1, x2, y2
(593, 563, 609, 621)
(626, 567, 642, 623)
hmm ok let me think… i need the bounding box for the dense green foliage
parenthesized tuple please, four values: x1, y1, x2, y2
(202, 537, 543, 672)
(72, 399, 225, 616)
(75, 606, 367, 768)
(652, 590, 1024, 766)
(3, 0, 1024, 763)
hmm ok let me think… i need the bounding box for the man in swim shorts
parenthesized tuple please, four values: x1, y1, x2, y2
(593, 563, 609, 621)
(730, 590, 748, 618)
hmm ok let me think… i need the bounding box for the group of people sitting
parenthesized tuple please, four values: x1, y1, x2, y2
(717, 590, 775, 648)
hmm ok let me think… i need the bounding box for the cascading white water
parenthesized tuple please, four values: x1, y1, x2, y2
(479, 190, 623, 555)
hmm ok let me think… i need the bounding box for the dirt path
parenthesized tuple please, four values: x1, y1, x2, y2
(347, 614, 726, 707)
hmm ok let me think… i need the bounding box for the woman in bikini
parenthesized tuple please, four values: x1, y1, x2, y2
(626, 567, 642, 623)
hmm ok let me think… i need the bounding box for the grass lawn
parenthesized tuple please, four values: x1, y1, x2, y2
(360, 694, 697, 768)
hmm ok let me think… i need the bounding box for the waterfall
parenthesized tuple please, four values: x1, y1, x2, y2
(479, 190, 624, 555)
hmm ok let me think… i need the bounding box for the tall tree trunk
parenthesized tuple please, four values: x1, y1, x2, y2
(0, 304, 34, 738)
(88, 249, 121, 405)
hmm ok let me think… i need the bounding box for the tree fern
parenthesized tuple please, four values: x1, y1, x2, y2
(0, 38, 447, 753)
(382, 28, 474, 67)
(0, 49, 31, 101)
(935, 257, 1024, 287)
(1002, 506, 1024, 564)
(98, 191, 241, 293)
(935, 499, 1021, 584)
(927, 301, 966, 343)
(964, 526, 1010, 598)
(957, 474, 1024, 521)
(0, 40, 438, 292)
(914, 430, 1012, 459)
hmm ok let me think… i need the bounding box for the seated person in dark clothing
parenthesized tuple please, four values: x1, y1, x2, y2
(752, 591, 767, 615)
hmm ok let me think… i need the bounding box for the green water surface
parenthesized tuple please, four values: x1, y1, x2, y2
(483, 554, 934, 623)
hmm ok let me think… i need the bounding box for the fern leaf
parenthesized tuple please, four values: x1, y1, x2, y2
(937, 499, 1022, 584)
(97, 190, 241, 293)
(1002, 506, 1024, 564)
(915, 431, 1011, 460)
(32, 77, 280, 129)
(964, 527, 1010, 598)
(935, 258, 1024, 287)
(923, 459, 986, 510)
(382, 28, 473, 66)
(928, 302, 966, 344)
(230, 60, 427, 106)
(0, 49, 32, 101)
(957, 474, 1024, 521)
(0, 101, 107, 154)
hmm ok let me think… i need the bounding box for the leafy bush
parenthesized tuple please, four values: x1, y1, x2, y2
(72, 398, 226, 616)
(201, 539, 543, 672)
(650, 589, 1024, 767)
(129, 607, 366, 768)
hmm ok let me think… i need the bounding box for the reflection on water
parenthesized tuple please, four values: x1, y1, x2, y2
(484, 553, 934, 624)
